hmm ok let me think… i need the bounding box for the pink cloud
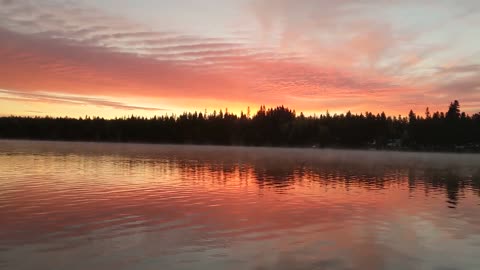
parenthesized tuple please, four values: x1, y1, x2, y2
(0, 26, 406, 104)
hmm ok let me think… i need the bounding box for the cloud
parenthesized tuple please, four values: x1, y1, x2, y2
(0, 27, 246, 97)
(0, 89, 166, 111)
(436, 74, 480, 95)
(437, 64, 480, 74)
(0, 25, 406, 105)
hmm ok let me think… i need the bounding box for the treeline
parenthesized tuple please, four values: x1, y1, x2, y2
(0, 100, 479, 151)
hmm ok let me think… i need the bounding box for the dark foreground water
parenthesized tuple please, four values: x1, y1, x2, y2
(1, 140, 480, 270)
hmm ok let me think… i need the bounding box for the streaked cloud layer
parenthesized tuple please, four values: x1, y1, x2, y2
(1, 0, 479, 117)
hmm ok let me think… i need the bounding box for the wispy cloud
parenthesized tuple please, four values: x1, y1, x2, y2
(0, 89, 166, 111)
(437, 64, 480, 74)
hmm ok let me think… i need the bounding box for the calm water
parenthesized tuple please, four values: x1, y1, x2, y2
(1, 140, 480, 270)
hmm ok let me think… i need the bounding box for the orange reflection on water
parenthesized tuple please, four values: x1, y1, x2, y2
(1, 141, 480, 269)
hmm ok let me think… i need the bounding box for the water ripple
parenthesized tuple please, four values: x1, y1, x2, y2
(1, 140, 480, 270)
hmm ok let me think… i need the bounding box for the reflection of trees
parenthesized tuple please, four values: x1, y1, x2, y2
(406, 168, 480, 208)
(473, 170, 480, 197)
(251, 161, 297, 190)
(167, 156, 480, 207)
(103, 146, 480, 208)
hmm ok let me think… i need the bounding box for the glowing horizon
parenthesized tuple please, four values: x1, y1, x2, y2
(1, 0, 480, 118)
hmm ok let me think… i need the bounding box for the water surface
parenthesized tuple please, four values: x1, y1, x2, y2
(1, 140, 480, 270)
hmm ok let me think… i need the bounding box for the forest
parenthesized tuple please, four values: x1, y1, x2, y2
(1, 100, 479, 151)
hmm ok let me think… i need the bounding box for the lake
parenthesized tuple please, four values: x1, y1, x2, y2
(1, 140, 480, 270)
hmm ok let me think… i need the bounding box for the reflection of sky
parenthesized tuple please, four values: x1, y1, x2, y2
(1, 141, 480, 269)
(0, 1, 480, 117)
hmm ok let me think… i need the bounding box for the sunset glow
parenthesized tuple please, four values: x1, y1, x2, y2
(1, 0, 480, 117)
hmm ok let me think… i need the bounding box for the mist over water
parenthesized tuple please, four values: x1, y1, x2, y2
(1, 140, 480, 270)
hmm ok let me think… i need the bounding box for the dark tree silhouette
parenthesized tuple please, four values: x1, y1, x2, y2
(0, 100, 479, 151)
(447, 100, 461, 120)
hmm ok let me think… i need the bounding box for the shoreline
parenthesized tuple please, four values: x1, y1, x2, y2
(1, 137, 479, 155)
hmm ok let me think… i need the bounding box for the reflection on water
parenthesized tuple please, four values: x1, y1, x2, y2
(1, 140, 480, 270)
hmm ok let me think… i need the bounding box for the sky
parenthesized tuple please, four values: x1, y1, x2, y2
(1, 0, 479, 118)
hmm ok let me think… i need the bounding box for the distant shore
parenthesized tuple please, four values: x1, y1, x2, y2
(1, 138, 479, 155)
(1, 101, 479, 152)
